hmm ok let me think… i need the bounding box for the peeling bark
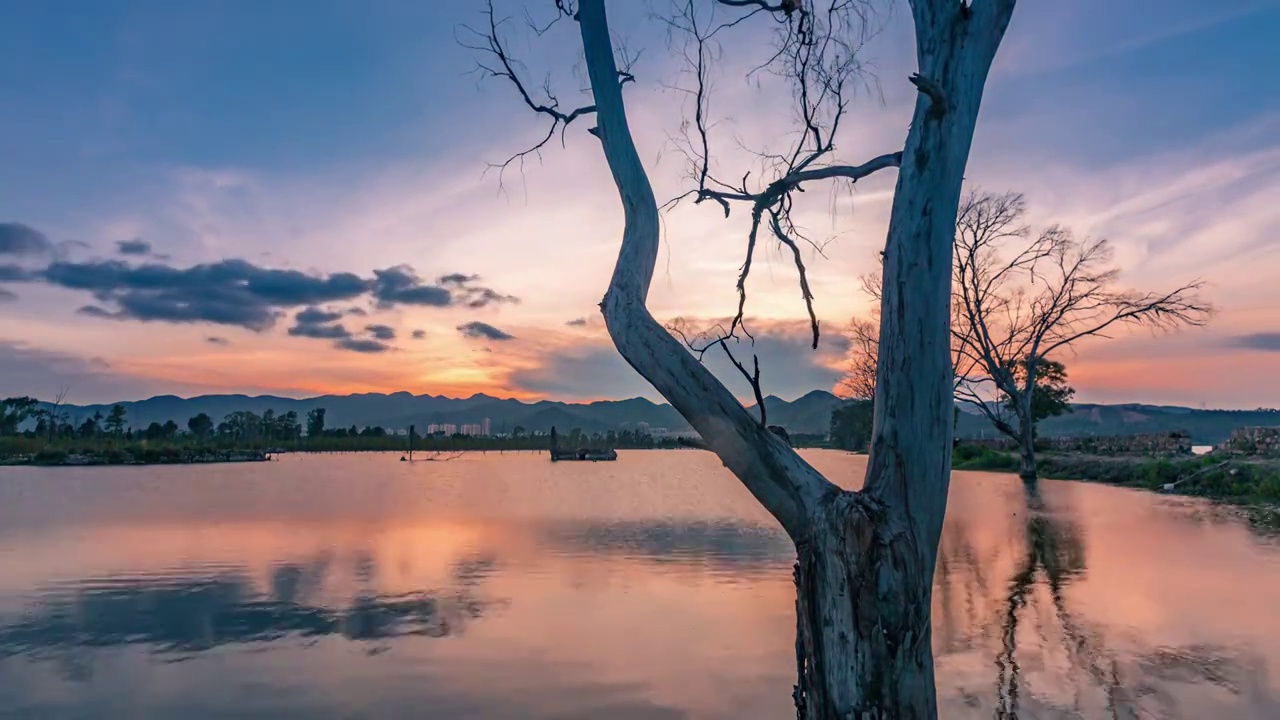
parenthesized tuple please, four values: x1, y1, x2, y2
(794, 493, 936, 718)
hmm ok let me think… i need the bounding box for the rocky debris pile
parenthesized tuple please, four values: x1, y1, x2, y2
(1218, 427, 1280, 458)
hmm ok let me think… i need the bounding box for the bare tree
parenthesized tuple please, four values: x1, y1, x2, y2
(836, 317, 878, 401)
(468, 0, 1015, 715)
(45, 385, 70, 444)
(850, 192, 1210, 481)
(950, 191, 1210, 481)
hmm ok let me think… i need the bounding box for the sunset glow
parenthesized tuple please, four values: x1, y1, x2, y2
(1, 1, 1276, 407)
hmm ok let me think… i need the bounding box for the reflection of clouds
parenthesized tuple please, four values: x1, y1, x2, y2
(542, 519, 792, 574)
(0, 553, 499, 664)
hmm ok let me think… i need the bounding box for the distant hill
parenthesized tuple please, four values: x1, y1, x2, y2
(956, 403, 1280, 445)
(31, 390, 1280, 443)
(35, 391, 699, 436)
(754, 390, 845, 435)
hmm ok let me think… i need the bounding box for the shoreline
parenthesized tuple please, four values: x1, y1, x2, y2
(952, 447, 1280, 509)
(3, 449, 271, 467)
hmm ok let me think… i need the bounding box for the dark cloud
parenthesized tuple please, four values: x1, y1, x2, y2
(0, 223, 52, 255)
(295, 306, 344, 324)
(438, 273, 479, 286)
(459, 286, 520, 309)
(372, 266, 453, 307)
(0, 264, 39, 282)
(77, 305, 117, 319)
(457, 321, 515, 341)
(566, 318, 588, 327)
(429, 270, 520, 309)
(43, 259, 370, 330)
(288, 322, 351, 339)
(371, 267, 517, 309)
(365, 324, 396, 340)
(116, 239, 152, 256)
(11, 253, 515, 340)
(0, 289, 16, 303)
(411, 329, 427, 340)
(336, 338, 391, 353)
(206, 336, 231, 346)
(1231, 333, 1280, 352)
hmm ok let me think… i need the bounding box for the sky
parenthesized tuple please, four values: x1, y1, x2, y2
(1, 0, 1277, 407)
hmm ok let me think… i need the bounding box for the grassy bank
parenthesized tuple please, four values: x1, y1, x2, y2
(953, 445, 1280, 505)
(0, 446, 269, 466)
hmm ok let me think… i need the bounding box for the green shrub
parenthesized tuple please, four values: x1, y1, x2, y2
(32, 449, 67, 465)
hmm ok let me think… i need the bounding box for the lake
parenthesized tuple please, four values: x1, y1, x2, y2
(1, 450, 1277, 718)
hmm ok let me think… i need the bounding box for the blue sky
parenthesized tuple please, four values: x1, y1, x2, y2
(1, 0, 1278, 406)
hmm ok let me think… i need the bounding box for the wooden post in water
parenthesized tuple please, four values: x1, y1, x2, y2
(408, 424, 414, 462)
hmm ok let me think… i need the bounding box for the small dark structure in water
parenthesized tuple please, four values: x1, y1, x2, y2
(549, 426, 618, 462)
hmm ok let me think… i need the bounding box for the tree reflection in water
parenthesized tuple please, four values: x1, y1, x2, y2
(986, 484, 1266, 719)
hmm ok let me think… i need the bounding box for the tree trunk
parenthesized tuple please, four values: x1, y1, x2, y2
(1018, 361, 1039, 482)
(1018, 425, 1038, 482)
(572, 2, 1015, 718)
(794, 493, 935, 719)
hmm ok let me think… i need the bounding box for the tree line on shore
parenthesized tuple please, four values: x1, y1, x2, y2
(0, 397, 700, 456)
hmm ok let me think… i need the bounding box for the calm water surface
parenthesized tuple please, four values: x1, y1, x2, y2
(1, 451, 1277, 718)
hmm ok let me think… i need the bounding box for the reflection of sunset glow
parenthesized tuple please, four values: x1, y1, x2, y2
(2, 452, 1277, 718)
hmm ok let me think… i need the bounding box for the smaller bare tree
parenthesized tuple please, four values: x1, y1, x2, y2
(849, 191, 1210, 480)
(951, 191, 1209, 480)
(45, 385, 70, 444)
(836, 318, 879, 402)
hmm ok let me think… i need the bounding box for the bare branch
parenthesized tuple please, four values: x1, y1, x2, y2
(655, 0, 898, 347)
(459, 1, 598, 189)
(769, 208, 821, 349)
(668, 318, 769, 427)
(716, 0, 799, 12)
(908, 72, 947, 119)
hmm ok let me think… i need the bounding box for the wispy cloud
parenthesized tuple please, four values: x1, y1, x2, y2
(0, 223, 52, 256)
(458, 321, 515, 342)
(1230, 332, 1280, 352)
(336, 337, 391, 354)
(115, 239, 153, 256)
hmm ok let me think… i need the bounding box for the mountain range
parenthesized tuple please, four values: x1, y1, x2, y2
(35, 391, 1280, 444)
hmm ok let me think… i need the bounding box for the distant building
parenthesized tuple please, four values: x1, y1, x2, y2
(482, 417, 491, 436)
(649, 428, 701, 440)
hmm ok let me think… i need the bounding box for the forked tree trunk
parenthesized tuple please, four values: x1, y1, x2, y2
(574, 1, 1014, 717)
